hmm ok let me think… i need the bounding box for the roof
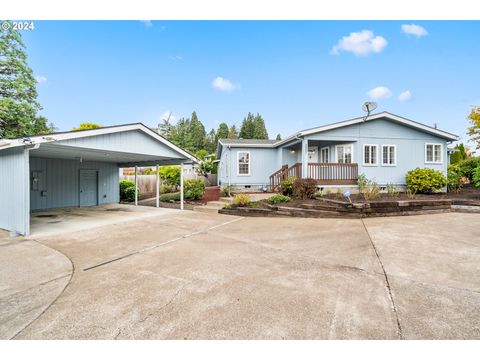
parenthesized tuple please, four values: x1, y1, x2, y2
(0, 123, 199, 164)
(216, 112, 459, 155)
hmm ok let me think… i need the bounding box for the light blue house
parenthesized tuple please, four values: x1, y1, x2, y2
(216, 112, 459, 192)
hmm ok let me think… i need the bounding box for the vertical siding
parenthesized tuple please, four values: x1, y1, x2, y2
(0, 149, 29, 235)
(30, 157, 119, 211)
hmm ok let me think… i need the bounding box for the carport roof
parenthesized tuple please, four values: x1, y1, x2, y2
(0, 123, 199, 166)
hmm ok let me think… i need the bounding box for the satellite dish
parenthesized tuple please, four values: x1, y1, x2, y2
(362, 101, 377, 113)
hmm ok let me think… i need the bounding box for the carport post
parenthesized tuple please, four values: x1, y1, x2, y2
(156, 164, 159, 208)
(134, 165, 138, 206)
(180, 162, 184, 210)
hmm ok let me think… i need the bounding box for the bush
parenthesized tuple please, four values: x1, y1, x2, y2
(385, 183, 399, 197)
(161, 184, 175, 194)
(280, 176, 296, 196)
(266, 194, 291, 204)
(458, 157, 480, 180)
(405, 168, 447, 194)
(447, 164, 465, 193)
(159, 166, 181, 186)
(142, 167, 155, 175)
(473, 167, 480, 188)
(233, 193, 250, 207)
(159, 192, 180, 202)
(357, 174, 381, 200)
(221, 185, 233, 197)
(293, 178, 317, 200)
(184, 179, 205, 200)
(119, 180, 139, 202)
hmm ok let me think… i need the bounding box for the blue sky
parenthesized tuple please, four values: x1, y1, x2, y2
(23, 21, 479, 143)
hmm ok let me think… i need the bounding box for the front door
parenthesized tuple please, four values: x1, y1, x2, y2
(308, 146, 318, 163)
(79, 169, 98, 207)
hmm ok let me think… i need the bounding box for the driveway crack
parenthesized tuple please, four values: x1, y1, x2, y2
(361, 219, 403, 340)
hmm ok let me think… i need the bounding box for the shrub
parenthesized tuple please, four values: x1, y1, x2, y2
(357, 174, 381, 200)
(142, 167, 154, 175)
(473, 167, 480, 188)
(159, 166, 181, 186)
(405, 168, 447, 193)
(457, 157, 480, 180)
(119, 180, 139, 202)
(184, 179, 205, 200)
(233, 193, 250, 207)
(447, 164, 464, 193)
(159, 192, 180, 202)
(293, 178, 317, 200)
(221, 185, 233, 197)
(280, 176, 296, 196)
(406, 188, 416, 199)
(161, 184, 175, 194)
(266, 194, 291, 204)
(385, 183, 399, 197)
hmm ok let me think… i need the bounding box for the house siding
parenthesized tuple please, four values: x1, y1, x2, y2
(0, 148, 30, 235)
(29, 157, 119, 211)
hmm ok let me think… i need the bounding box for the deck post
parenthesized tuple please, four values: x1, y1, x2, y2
(180, 162, 184, 210)
(156, 164, 159, 208)
(134, 165, 138, 206)
(301, 138, 309, 178)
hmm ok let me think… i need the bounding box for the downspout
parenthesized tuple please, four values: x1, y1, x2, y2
(227, 145, 231, 196)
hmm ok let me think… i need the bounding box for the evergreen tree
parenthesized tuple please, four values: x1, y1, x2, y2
(239, 112, 255, 139)
(228, 125, 238, 139)
(252, 113, 268, 139)
(185, 111, 206, 153)
(275, 133, 282, 141)
(0, 24, 53, 138)
(205, 128, 217, 153)
(216, 122, 229, 139)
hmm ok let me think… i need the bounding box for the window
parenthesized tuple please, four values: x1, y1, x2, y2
(363, 144, 378, 165)
(320, 147, 329, 163)
(336, 144, 353, 163)
(425, 143, 442, 164)
(237, 151, 250, 175)
(382, 145, 396, 166)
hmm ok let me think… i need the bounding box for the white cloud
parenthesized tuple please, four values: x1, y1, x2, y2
(401, 24, 428, 37)
(398, 90, 412, 102)
(35, 76, 47, 84)
(330, 30, 387, 56)
(168, 55, 183, 60)
(140, 20, 152, 27)
(367, 86, 392, 100)
(212, 76, 238, 92)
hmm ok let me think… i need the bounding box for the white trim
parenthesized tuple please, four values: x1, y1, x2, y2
(362, 144, 378, 166)
(237, 151, 251, 176)
(381, 144, 397, 166)
(320, 146, 329, 163)
(0, 123, 199, 163)
(425, 143, 443, 164)
(335, 143, 354, 163)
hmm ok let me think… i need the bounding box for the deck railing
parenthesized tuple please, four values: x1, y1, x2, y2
(270, 162, 358, 190)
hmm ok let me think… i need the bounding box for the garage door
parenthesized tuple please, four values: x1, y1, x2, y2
(79, 169, 98, 207)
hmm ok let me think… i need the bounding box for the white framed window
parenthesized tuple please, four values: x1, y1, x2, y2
(363, 144, 378, 166)
(335, 144, 353, 163)
(237, 151, 250, 176)
(320, 146, 329, 163)
(382, 145, 397, 166)
(425, 143, 443, 164)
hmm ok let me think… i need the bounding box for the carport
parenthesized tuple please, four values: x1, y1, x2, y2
(0, 123, 198, 236)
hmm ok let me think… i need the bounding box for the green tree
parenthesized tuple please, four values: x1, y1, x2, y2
(205, 128, 217, 154)
(239, 112, 255, 139)
(72, 122, 102, 131)
(252, 113, 268, 139)
(216, 122, 229, 139)
(467, 106, 480, 150)
(228, 125, 238, 139)
(195, 149, 209, 160)
(275, 133, 282, 141)
(450, 143, 470, 164)
(185, 111, 206, 153)
(0, 24, 53, 138)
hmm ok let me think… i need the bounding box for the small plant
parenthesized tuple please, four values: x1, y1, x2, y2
(280, 176, 296, 196)
(221, 185, 233, 197)
(406, 188, 416, 199)
(473, 166, 480, 188)
(335, 188, 343, 200)
(266, 194, 291, 204)
(405, 168, 447, 193)
(183, 179, 205, 200)
(357, 174, 381, 200)
(385, 183, 399, 197)
(233, 193, 250, 207)
(314, 190, 324, 198)
(357, 174, 368, 194)
(293, 178, 317, 200)
(119, 179, 139, 202)
(447, 164, 465, 193)
(161, 184, 175, 194)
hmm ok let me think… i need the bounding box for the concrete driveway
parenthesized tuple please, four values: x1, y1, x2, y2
(1, 207, 479, 339)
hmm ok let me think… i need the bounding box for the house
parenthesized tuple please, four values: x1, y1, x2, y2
(0, 123, 197, 236)
(216, 112, 459, 192)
